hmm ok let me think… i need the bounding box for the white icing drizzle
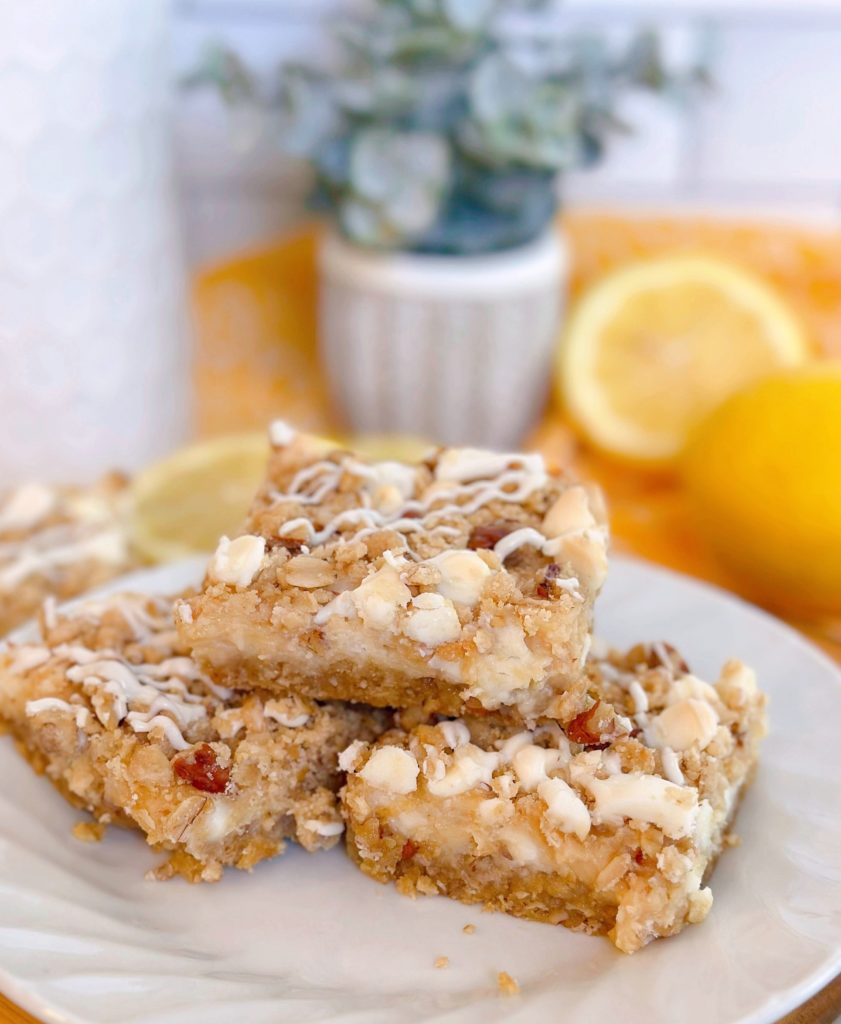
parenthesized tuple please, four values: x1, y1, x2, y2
(490, 527, 580, 594)
(9, 645, 51, 672)
(0, 529, 127, 590)
(652, 642, 675, 672)
(56, 594, 172, 643)
(660, 746, 685, 786)
(201, 678, 235, 701)
(26, 696, 89, 728)
(493, 527, 549, 563)
(42, 596, 57, 629)
(64, 653, 207, 747)
(271, 461, 345, 507)
(125, 712, 192, 751)
(268, 447, 558, 561)
(628, 680, 649, 716)
(434, 449, 546, 486)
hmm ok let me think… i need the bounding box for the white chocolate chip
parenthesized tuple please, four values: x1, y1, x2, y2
(263, 699, 310, 729)
(339, 739, 367, 773)
(350, 566, 411, 630)
(359, 462, 417, 514)
(426, 745, 499, 797)
(666, 674, 719, 706)
(358, 746, 419, 794)
(303, 818, 345, 838)
(202, 801, 233, 841)
(497, 731, 534, 763)
(649, 699, 718, 752)
(545, 531, 608, 590)
(687, 886, 714, 923)
(209, 535, 266, 588)
(427, 550, 491, 606)
(716, 660, 758, 709)
(403, 594, 461, 647)
(314, 590, 355, 626)
(438, 720, 471, 750)
(583, 772, 699, 839)
(491, 771, 518, 800)
(269, 420, 297, 447)
(538, 777, 591, 840)
(542, 486, 596, 538)
(512, 745, 563, 792)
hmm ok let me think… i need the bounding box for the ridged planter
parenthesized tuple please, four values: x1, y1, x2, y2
(319, 230, 566, 449)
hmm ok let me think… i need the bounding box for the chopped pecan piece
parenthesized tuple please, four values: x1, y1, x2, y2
(568, 700, 630, 748)
(536, 563, 562, 599)
(567, 701, 604, 746)
(172, 743, 230, 794)
(467, 522, 518, 550)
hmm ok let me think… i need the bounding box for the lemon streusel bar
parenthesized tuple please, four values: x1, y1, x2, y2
(341, 643, 766, 953)
(0, 591, 385, 881)
(179, 422, 608, 723)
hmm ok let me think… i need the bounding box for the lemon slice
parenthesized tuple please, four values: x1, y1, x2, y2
(130, 434, 271, 563)
(557, 256, 810, 465)
(347, 433, 434, 463)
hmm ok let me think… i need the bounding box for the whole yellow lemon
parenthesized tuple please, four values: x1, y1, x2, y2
(682, 365, 841, 615)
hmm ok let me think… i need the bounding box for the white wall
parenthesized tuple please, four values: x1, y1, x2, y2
(172, 0, 841, 266)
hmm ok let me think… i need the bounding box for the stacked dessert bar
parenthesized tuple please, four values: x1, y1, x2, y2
(0, 590, 385, 881)
(0, 421, 766, 952)
(176, 422, 766, 952)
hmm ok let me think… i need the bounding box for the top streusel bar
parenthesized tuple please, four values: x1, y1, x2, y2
(179, 422, 609, 722)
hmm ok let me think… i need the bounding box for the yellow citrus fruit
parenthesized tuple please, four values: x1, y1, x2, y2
(346, 433, 433, 463)
(130, 433, 271, 563)
(558, 256, 810, 465)
(682, 366, 841, 614)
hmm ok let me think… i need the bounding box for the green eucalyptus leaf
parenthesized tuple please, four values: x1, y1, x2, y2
(442, 0, 498, 32)
(185, 0, 709, 254)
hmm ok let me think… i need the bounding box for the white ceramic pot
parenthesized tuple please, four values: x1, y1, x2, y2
(319, 229, 566, 449)
(0, 0, 190, 485)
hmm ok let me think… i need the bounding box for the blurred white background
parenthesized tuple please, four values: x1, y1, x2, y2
(173, 0, 841, 266)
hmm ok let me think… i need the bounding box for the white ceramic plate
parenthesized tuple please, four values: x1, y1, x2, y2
(1, 556, 840, 1024)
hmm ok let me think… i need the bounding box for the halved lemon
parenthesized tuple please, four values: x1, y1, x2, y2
(557, 256, 811, 465)
(130, 433, 271, 563)
(347, 433, 434, 463)
(129, 430, 434, 564)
